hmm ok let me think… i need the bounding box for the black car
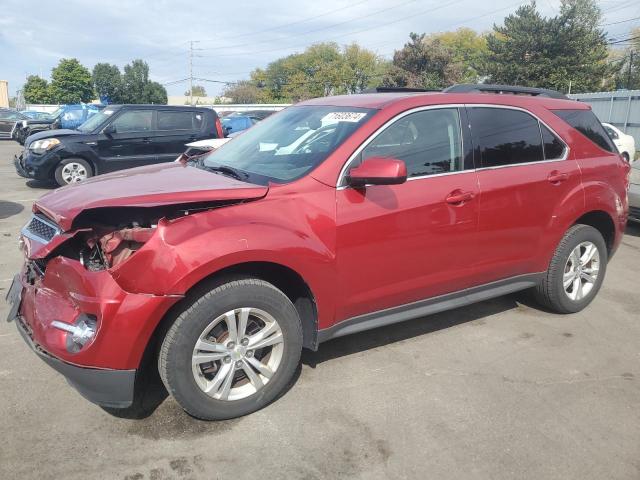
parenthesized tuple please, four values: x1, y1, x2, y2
(15, 104, 224, 186)
(13, 104, 106, 144)
(0, 109, 29, 139)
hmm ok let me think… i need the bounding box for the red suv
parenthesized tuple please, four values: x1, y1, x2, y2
(7, 85, 631, 420)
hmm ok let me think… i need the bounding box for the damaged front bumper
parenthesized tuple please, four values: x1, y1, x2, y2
(7, 241, 182, 408)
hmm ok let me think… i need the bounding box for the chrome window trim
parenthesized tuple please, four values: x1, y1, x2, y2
(21, 214, 61, 244)
(336, 103, 570, 189)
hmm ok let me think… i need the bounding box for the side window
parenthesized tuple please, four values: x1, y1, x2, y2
(62, 108, 83, 122)
(361, 108, 463, 177)
(157, 111, 194, 131)
(112, 110, 153, 133)
(541, 124, 566, 160)
(552, 109, 616, 153)
(469, 108, 543, 167)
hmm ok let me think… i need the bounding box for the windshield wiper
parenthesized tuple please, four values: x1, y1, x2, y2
(204, 164, 250, 181)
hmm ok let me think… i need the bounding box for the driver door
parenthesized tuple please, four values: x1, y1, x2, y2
(335, 107, 480, 321)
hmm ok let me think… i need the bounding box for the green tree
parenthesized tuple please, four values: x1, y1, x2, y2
(49, 58, 94, 103)
(184, 85, 207, 97)
(434, 28, 489, 82)
(92, 63, 123, 103)
(233, 42, 385, 102)
(121, 59, 167, 103)
(23, 75, 51, 104)
(485, 0, 611, 93)
(382, 33, 465, 89)
(613, 27, 640, 90)
(143, 81, 168, 104)
(223, 80, 262, 103)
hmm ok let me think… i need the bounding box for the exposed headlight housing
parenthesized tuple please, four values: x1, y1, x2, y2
(29, 138, 60, 154)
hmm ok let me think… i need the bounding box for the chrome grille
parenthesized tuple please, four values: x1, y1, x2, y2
(22, 214, 60, 243)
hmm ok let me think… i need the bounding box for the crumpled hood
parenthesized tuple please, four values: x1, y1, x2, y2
(25, 128, 81, 146)
(35, 162, 269, 231)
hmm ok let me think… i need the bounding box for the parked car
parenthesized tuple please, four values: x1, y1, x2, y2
(602, 122, 636, 162)
(629, 160, 640, 222)
(221, 114, 255, 136)
(14, 104, 224, 186)
(21, 110, 52, 120)
(179, 138, 231, 158)
(0, 108, 29, 139)
(13, 104, 104, 145)
(7, 84, 630, 421)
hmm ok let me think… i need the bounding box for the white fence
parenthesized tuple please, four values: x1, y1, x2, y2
(24, 103, 292, 114)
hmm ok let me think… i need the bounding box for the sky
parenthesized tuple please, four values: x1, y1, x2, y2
(0, 0, 638, 99)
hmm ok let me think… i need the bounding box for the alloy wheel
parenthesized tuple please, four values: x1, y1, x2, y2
(191, 307, 284, 401)
(563, 241, 600, 301)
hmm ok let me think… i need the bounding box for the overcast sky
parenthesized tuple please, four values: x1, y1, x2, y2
(0, 0, 637, 98)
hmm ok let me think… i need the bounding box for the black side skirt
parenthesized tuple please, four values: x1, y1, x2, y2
(317, 273, 544, 344)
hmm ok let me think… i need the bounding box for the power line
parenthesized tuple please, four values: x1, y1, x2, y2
(199, 0, 418, 52)
(601, 15, 640, 26)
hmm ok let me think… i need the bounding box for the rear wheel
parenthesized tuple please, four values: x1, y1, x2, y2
(534, 224, 607, 313)
(54, 158, 93, 186)
(159, 278, 303, 420)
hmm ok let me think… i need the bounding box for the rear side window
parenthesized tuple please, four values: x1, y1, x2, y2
(552, 109, 616, 153)
(469, 108, 543, 167)
(158, 111, 194, 130)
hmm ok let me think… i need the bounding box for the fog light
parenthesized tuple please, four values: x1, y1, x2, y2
(52, 314, 97, 353)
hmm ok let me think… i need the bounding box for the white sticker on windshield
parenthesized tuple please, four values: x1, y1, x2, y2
(321, 112, 367, 123)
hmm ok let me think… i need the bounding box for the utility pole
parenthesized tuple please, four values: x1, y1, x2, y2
(189, 40, 201, 106)
(628, 51, 634, 90)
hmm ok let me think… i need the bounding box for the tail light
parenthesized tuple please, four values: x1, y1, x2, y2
(215, 117, 224, 138)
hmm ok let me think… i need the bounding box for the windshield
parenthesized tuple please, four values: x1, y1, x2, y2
(202, 105, 375, 185)
(77, 107, 116, 133)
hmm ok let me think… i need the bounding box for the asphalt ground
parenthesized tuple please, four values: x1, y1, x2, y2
(0, 140, 638, 480)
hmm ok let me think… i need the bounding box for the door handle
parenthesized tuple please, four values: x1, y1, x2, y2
(445, 190, 475, 204)
(548, 171, 569, 184)
(142, 137, 152, 143)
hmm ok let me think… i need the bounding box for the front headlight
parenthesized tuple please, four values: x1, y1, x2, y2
(29, 138, 60, 153)
(630, 168, 640, 185)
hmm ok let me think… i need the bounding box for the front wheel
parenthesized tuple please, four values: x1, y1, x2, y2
(534, 224, 607, 313)
(159, 278, 303, 420)
(54, 158, 93, 186)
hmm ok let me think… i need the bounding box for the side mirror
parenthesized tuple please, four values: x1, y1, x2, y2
(103, 124, 116, 135)
(347, 157, 407, 187)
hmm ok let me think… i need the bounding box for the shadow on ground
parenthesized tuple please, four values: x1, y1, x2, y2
(0, 201, 24, 220)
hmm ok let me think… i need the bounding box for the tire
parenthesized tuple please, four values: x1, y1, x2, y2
(54, 158, 93, 186)
(159, 278, 303, 420)
(534, 224, 607, 313)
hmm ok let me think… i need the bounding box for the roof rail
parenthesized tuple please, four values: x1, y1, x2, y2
(363, 86, 439, 94)
(443, 84, 568, 100)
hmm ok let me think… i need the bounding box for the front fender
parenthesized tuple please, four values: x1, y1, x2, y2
(110, 186, 338, 328)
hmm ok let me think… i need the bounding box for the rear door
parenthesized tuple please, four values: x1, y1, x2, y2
(95, 109, 156, 172)
(154, 110, 204, 163)
(468, 106, 582, 283)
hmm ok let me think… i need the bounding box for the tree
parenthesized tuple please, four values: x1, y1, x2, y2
(382, 33, 465, 89)
(143, 81, 168, 104)
(485, 0, 611, 93)
(184, 85, 206, 97)
(434, 28, 489, 82)
(613, 27, 640, 90)
(121, 59, 167, 104)
(23, 75, 51, 104)
(49, 58, 94, 103)
(231, 42, 385, 103)
(92, 63, 123, 104)
(223, 80, 262, 103)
